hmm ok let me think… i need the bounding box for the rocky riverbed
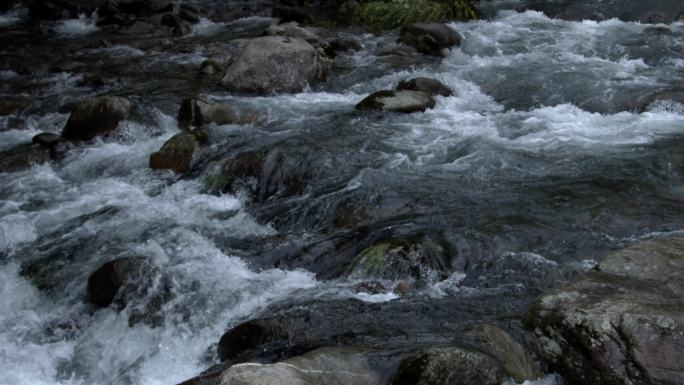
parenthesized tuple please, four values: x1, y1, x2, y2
(1, 1, 683, 385)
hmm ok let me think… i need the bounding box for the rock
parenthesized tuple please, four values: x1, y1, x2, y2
(464, 324, 541, 383)
(178, 98, 257, 129)
(0, 0, 19, 12)
(328, 36, 363, 53)
(87, 256, 156, 309)
(356, 90, 436, 113)
(347, 236, 450, 284)
(391, 347, 504, 385)
(149, 131, 204, 174)
(61, 96, 132, 141)
(528, 236, 684, 385)
(640, 90, 684, 113)
(396, 77, 453, 97)
(353, 281, 387, 295)
(265, 22, 331, 54)
(356, 0, 477, 31)
(218, 347, 381, 385)
(393, 281, 411, 296)
(32, 132, 62, 154)
(643, 26, 674, 35)
(221, 36, 332, 94)
(0, 143, 52, 173)
(200, 59, 224, 75)
(399, 23, 462, 56)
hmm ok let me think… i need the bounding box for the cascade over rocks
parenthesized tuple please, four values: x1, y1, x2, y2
(527, 236, 684, 385)
(61, 96, 132, 141)
(221, 36, 332, 94)
(87, 256, 156, 309)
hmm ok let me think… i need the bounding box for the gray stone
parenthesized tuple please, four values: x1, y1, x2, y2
(221, 36, 331, 94)
(391, 347, 504, 385)
(528, 236, 684, 385)
(62, 96, 132, 141)
(396, 77, 453, 97)
(356, 90, 436, 113)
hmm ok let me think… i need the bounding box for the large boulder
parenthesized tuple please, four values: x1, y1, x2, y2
(149, 131, 206, 174)
(87, 256, 156, 309)
(218, 347, 381, 385)
(61, 96, 132, 141)
(398, 23, 462, 56)
(177, 98, 258, 130)
(356, 90, 436, 113)
(221, 36, 332, 94)
(396, 77, 453, 97)
(391, 347, 504, 385)
(528, 236, 684, 385)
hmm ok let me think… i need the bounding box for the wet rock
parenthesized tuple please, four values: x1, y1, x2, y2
(464, 324, 541, 383)
(149, 131, 205, 174)
(395, 77, 453, 97)
(399, 23, 462, 56)
(391, 347, 504, 385)
(61, 96, 132, 141)
(218, 347, 381, 385)
(178, 98, 257, 130)
(528, 236, 684, 385)
(356, 90, 436, 113)
(354, 281, 387, 295)
(643, 26, 674, 35)
(265, 22, 330, 53)
(221, 36, 332, 94)
(0, 143, 52, 173)
(393, 281, 411, 296)
(640, 90, 684, 113)
(32, 132, 62, 154)
(328, 36, 363, 53)
(347, 236, 450, 284)
(200, 59, 225, 75)
(87, 256, 156, 309)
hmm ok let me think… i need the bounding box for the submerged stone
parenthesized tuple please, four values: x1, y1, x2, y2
(396, 77, 454, 97)
(356, 90, 436, 113)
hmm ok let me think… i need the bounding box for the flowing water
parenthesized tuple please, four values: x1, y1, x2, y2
(1, 2, 684, 385)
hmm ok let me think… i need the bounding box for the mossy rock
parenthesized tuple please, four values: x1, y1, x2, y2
(356, 0, 477, 31)
(347, 236, 450, 283)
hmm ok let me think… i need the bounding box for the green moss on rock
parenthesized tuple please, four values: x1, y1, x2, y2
(356, 0, 477, 31)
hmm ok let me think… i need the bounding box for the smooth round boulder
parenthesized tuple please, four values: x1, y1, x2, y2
(62, 96, 132, 141)
(87, 256, 155, 309)
(356, 90, 436, 113)
(396, 77, 453, 97)
(221, 36, 332, 94)
(392, 347, 504, 385)
(399, 23, 462, 56)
